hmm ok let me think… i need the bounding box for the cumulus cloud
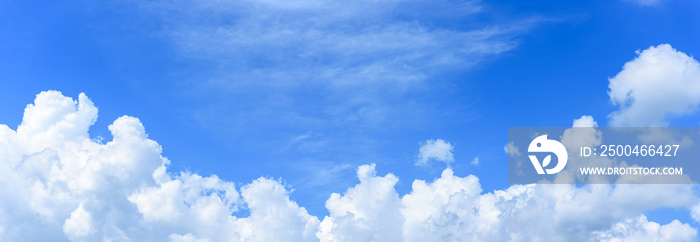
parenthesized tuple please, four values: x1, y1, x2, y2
(595, 215, 696, 241)
(608, 44, 700, 127)
(573, 115, 598, 127)
(320, 163, 697, 241)
(0, 91, 317, 241)
(1, 91, 698, 241)
(561, 115, 602, 151)
(318, 164, 403, 242)
(416, 139, 455, 166)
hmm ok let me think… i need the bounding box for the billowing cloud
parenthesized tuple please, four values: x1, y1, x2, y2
(0, 91, 317, 241)
(573, 115, 598, 127)
(0, 91, 698, 241)
(317, 164, 403, 242)
(595, 215, 696, 241)
(320, 162, 697, 241)
(416, 139, 455, 166)
(608, 44, 700, 127)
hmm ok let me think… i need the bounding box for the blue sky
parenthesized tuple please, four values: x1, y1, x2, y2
(1, 0, 700, 241)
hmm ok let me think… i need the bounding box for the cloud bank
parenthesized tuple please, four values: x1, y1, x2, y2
(0, 90, 697, 241)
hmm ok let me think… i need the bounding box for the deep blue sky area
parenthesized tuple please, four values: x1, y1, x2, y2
(1, 0, 699, 219)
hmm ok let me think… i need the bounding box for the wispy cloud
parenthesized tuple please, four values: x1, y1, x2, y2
(131, 0, 540, 136)
(623, 0, 667, 6)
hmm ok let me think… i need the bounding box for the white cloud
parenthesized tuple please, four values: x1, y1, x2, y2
(504, 141, 521, 157)
(237, 177, 320, 241)
(169, 233, 210, 242)
(608, 44, 700, 127)
(573, 115, 598, 127)
(318, 164, 403, 242)
(688, 202, 700, 224)
(63, 204, 94, 240)
(416, 139, 455, 166)
(401, 168, 495, 241)
(0, 91, 317, 241)
(623, 0, 666, 6)
(0, 91, 698, 241)
(471, 157, 479, 166)
(561, 115, 602, 152)
(155, 0, 525, 88)
(124, 0, 539, 137)
(320, 163, 697, 241)
(595, 215, 696, 241)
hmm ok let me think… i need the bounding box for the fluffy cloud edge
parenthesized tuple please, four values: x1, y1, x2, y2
(608, 44, 700, 127)
(416, 139, 455, 166)
(0, 91, 698, 241)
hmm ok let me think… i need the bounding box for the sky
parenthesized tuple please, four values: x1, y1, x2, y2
(1, 0, 700, 241)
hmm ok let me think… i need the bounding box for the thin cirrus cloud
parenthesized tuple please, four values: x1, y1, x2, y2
(623, 0, 667, 6)
(131, 0, 538, 134)
(159, 0, 524, 86)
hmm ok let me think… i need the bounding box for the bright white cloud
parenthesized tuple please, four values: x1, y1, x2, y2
(236, 177, 320, 241)
(0, 91, 698, 241)
(595, 215, 696, 241)
(573, 115, 598, 127)
(320, 163, 697, 241)
(318, 164, 403, 242)
(0, 91, 317, 241)
(401, 168, 496, 241)
(416, 139, 455, 166)
(608, 44, 700, 127)
(63, 204, 94, 240)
